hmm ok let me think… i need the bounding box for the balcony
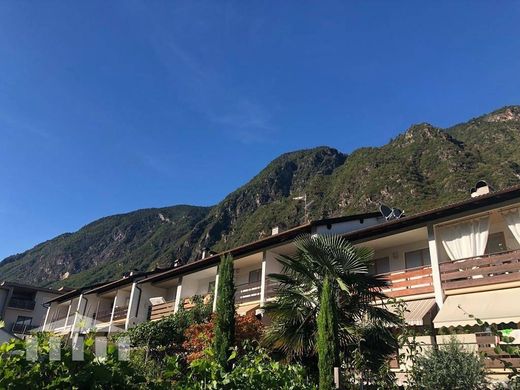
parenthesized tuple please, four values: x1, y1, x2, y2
(149, 300, 175, 321)
(7, 298, 36, 311)
(12, 323, 38, 334)
(235, 281, 261, 304)
(440, 250, 520, 291)
(95, 306, 128, 323)
(379, 265, 434, 298)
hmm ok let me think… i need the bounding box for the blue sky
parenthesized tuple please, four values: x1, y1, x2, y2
(1, 1, 520, 260)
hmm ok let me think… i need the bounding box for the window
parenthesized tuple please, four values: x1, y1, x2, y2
(369, 257, 390, 274)
(405, 248, 431, 269)
(248, 269, 262, 284)
(15, 316, 32, 326)
(208, 281, 215, 293)
(485, 232, 507, 254)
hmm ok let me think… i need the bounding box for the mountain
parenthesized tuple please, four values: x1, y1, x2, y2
(1, 106, 520, 288)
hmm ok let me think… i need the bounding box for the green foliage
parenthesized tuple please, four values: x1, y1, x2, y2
(179, 343, 317, 390)
(0, 333, 144, 389)
(213, 255, 236, 370)
(118, 295, 212, 351)
(264, 234, 399, 370)
(407, 337, 488, 390)
(317, 276, 338, 389)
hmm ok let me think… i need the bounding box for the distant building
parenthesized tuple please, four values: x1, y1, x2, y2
(0, 281, 64, 338)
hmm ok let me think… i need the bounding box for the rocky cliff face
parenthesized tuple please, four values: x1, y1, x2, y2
(1, 106, 520, 288)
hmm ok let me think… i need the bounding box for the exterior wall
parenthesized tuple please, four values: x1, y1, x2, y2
(235, 263, 262, 286)
(132, 284, 168, 325)
(181, 276, 215, 298)
(371, 240, 430, 273)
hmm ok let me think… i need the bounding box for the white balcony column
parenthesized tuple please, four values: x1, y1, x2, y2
(259, 251, 267, 307)
(125, 282, 138, 331)
(428, 223, 445, 308)
(174, 277, 183, 313)
(108, 295, 118, 334)
(212, 268, 220, 312)
(64, 302, 73, 328)
(70, 294, 85, 337)
(42, 305, 51, 331)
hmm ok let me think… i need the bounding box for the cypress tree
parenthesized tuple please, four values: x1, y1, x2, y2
(213, 254, 236, 370)
(317, 276, 339, 390)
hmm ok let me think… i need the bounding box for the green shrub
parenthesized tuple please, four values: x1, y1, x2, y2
(0, 333, 144, 389)
(120, 294, 212, 351)
(213, 254, 235, 370)
(182, 343, 317, 390)
(407, 337, 488, 390)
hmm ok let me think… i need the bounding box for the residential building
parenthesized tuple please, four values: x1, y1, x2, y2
(0, 281, 63, 337)
(43, 183, 520, 379)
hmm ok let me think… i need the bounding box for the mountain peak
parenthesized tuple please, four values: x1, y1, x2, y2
(482, 106, 520, 123)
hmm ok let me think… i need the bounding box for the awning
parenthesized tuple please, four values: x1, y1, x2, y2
(434, 288, 520, 328)
(388, 298, 437, 326)
(236, 303, 259, 316)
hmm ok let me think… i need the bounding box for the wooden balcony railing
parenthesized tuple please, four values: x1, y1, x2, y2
(379, 266, 434, 298)
(476, 332, 520, 369)
(149, 300, 175, 321)
(265, 281, 279, 300)
(440, 250, 520, 291)
(95, 306, 128, 323)
(235, 281, 261, 304)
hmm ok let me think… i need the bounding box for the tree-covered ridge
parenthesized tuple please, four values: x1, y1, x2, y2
(1, 105, 520, 288)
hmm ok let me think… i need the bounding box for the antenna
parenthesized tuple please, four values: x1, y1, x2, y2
(293, 194, 313, 223)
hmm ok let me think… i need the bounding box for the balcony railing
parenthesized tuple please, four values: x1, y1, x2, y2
(12, 323, 38, 334)
(95, 306, 128, 323)
(149, 300, 175, 321)
(235, 281, 261, 304)
(265, 281, 279, 300)
(440, 250, 520, 291)
(7, 298, 36, 310)
(476, 332, 520, 369)
(379, 265, 434, 298)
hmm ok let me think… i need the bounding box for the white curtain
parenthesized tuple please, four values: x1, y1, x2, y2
(439, 216, 490, 260)
(502, 208, 520, 247)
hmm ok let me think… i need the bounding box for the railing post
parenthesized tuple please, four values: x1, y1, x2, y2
(174, 277, 183, 313)
(260, 251, 267, 307)
(42, 305, 51, 331)
(428, 224, 445, 308)
(64, 302, 72, 328)
(70, 294, 85, 338)
(212, 268, 220, 312)
(108, 295, 118, 335)
(125, 282, 138, 331)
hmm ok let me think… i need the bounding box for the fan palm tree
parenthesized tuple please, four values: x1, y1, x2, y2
(263, 234, 400, 372)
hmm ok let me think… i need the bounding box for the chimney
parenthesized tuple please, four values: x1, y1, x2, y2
(471, 180, 492, 198)
(201, 247, 209, 259)
(271, 226, 279, 235)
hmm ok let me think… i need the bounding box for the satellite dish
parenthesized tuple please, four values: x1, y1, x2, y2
(393, 208, 405, 219)
(379, 204, 393, 220)
(379, 204, 405, 221)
